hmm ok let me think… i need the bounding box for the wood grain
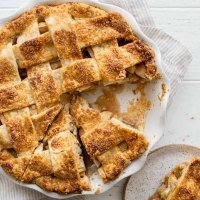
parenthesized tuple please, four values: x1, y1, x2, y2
(151, 8, 200, 81)
(0, 0, 200, 8)
(149, 0, 200, 8)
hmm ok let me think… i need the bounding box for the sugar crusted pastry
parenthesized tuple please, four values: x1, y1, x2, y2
(0, 105, 90, 194)
(71, 96, 149, 182)
(149, 158, 200, 200)
(0, 2, 156, 194)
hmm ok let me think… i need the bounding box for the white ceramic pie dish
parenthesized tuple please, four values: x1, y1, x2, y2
(0, 0, 170, 199)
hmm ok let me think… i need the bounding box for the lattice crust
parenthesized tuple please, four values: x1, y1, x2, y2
(0, 3, 158, 114)
(71, 96, 149, 182)
(149, 158, 200, 200)
(0, 2, 157, 193)
(0, 105, 90, 193)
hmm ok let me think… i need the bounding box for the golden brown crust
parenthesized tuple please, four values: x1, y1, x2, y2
(61, 59, 100, 92)
(22, 150, 53, 183)
(48, 131, 83, 179)
(48, 131, 78, 153)
(27, 63, 60, 110)
(31, 104, 62, 140)
(0, 10, 37, 48)
(167, 158, 200, 200)
(0, 125, 12, 150)
(4, 108, 38, 154)
(75, 13, 132, 48)
(35, 176, 54, 192)
(3, 108, 38, 156)
(35, 176, 83, 194)
(0, 150, 15, 163)
(46, 105, 74, 140)
(149, 163, 187, 200)
(44, 5, 82, 66)
(98, 147, 131, 181)
(0, 81, 32, 114)
(53, 29, 82, 61)
(0, 2, 157, 93)
(92, 40, 126, 82)
(67, 2, 107, 18)
(71, 96, 112, 132)
(81, 120, 124, 156)
(71, 96, 101, 128)
(6, 10, 37, 36)
(51, 151, 80, 179)
(14, 33, 57, 68)
(1, 157, 30, 180)
(121, 40, 157, 80)
(47, 129, 91, 193)
(52, 177, 82, 194)
(0, 57, 19, 84)
(36, 172, 90, 193)
(0, 42, 20, 84)
(71, 97, 148, 182)
(46, 110, 90, 193)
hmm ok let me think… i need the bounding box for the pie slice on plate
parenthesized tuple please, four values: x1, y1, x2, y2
(149, 158, 200, 200)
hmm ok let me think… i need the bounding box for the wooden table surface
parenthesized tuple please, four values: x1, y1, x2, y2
(0, 0, 199, 199)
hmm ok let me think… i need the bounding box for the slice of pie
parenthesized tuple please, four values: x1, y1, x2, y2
(149, 158, 200, 200)
(71, 96, 149, 182)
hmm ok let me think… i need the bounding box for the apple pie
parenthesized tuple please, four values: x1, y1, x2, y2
(0, 2, 156, 193)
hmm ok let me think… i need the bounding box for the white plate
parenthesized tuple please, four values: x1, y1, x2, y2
(0, 0, 170, 199)
(124, 144, 200, 200)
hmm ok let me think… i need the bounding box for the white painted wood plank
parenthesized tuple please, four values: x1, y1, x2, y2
(151, 8, 200, 81)
(86, 179, 126, 200)
(0, 9, 15, 18)
(154, 82, 200, 149)
(0, 0, 24, 8)
(1, 0, 200, 8)
(149, 0, 200, 8)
